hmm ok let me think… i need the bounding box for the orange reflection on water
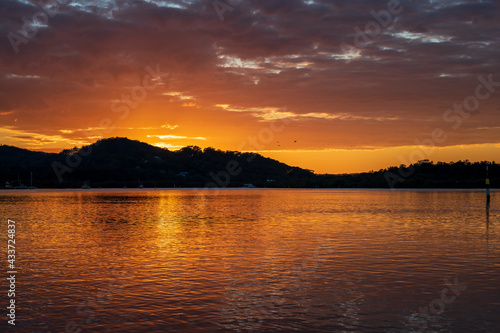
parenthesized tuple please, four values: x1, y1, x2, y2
(1, 189, 498, 332)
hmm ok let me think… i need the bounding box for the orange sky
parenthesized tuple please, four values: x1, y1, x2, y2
(1, 0, 500, 174)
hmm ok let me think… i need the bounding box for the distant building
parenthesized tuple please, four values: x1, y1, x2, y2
(5, 181, 12, 188)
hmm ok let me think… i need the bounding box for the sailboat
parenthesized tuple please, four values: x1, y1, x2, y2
(82, 181, 91, 189)
(138, 178, 144, 189)
(14, 174, 28, 189)
(11, 172, 37, 189)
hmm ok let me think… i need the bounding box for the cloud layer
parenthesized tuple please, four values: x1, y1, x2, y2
(1, 0, 499, 165)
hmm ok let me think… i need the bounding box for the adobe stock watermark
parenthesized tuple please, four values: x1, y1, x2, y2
(340, 0, 403, 57)
(204, 115, 290, 191)
(8, 0, 120, 54)
(385, 74, 500, 188)
(408, 277, 466, 332)
(8, 0, 73, 54)
(63, 269, 134, 333)
(51, 64, 169, 183)
(217, 237, 338, 332)
(213, 0, 243, 22)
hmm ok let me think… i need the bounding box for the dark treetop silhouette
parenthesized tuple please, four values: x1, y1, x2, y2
(0, 137, 497, 189)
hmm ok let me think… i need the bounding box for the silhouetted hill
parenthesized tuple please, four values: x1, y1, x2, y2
(0, 145, 56, 169)
(1, 138, 314, 188)
(0, 138, 496, 188)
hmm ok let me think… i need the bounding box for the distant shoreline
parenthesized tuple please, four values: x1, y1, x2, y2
(1, 138, 498, 190)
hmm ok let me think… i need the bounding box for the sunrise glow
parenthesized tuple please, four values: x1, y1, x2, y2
(1, 0, 500, 173)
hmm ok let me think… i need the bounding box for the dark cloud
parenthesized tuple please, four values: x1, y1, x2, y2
(0, 0, 499, 151)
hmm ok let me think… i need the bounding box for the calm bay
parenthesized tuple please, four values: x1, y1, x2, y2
(0, 189, 498, 332)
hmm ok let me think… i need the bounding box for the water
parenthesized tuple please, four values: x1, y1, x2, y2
(0, 189, 499, 332)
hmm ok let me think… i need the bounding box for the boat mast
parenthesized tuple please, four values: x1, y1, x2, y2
(486, 165, 490, 204)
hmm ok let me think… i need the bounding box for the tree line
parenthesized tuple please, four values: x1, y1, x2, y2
(0, 138, 495, 189)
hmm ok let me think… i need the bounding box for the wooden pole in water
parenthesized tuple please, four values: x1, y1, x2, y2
(486, 165, 490, 204)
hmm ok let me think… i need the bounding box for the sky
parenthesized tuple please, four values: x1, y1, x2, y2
(1, 0, 500, 174)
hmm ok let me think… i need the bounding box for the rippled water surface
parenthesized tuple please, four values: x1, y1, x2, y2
(1, 189, 499, 332)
